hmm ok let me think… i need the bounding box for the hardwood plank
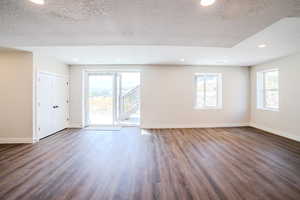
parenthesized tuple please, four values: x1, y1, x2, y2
(0, 127, 299, 200)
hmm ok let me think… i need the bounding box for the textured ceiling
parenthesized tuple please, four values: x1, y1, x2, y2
(17, 18, 300, 66)
(0, 0, 299, 47)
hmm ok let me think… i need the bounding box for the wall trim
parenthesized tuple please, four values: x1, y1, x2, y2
(249, 122, 300, 142)
(33, 137, 39, 143)
(141, 123, 249, 129)
(0, 138, 34, 144)
(39, 71, 68, 78)
(68, 122, 84, 128)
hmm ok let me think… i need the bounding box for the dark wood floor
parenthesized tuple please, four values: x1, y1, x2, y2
(0, 127, 300, 200)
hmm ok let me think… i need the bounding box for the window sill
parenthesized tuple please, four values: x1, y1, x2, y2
(257, 107, 279, 112)
(194, 106, 223, 110)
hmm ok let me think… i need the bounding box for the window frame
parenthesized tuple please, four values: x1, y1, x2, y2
(194, 73, 223, 110)
(257, 68, 279, 111)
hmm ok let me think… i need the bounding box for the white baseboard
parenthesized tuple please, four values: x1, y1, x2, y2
(85, 126, 121, 131)
(33, 137, 39, 143)
(68, 122, 84, 128)
(0, 138, 34, 144)
(249, 122, 300, 142)
(141, 123, 249, 129)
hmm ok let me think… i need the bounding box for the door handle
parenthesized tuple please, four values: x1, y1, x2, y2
(53, 105, 59, 109)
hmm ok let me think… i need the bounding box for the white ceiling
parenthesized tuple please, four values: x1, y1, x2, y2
(0, 0, 299, 66)
(0, 0, 299, 47)
(18, 17, 300, 66)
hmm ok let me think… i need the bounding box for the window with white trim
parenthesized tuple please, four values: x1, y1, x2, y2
(257, 69, 279, 111)
(195, 73, 222, 109)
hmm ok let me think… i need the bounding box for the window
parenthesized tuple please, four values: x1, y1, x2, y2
(195, 73, 222, 109)
(257, 69, 279, 111)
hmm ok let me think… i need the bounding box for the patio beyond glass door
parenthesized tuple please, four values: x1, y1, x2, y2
(88, 74, 115, 126)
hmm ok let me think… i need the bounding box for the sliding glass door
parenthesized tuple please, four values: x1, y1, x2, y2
(87, 72, 140, 127)
(88, 73, 115, 126)
(118, 72, 140, 125)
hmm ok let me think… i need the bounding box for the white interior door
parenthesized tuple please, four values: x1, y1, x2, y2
(38, 74, 54, 139)
(52, 76, 67, 132)
(38, 73, 67, 139)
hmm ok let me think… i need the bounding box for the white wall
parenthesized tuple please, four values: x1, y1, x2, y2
(69, 65, 250, 128)
(250, 53, 300, 141)
(69, 67, 85, 128)
(0, 50, 34, 143)
(34, 54, 70, 139)
(34, 53, 69, 75)
(141, 66, 250, 128)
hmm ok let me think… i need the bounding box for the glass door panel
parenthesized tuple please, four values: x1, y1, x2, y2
(88, 74, 114, 125)
(118, 72, 140, 125)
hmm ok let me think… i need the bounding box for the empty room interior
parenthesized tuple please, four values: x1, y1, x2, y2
(1, 0, 300, 199)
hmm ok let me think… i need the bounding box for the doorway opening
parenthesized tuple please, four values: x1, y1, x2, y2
(86, 72, 140, 127)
